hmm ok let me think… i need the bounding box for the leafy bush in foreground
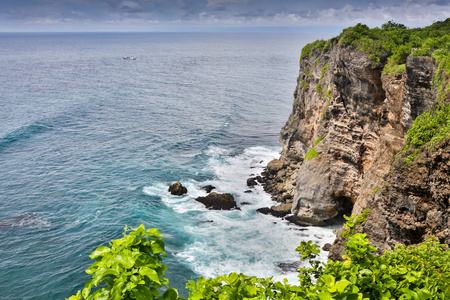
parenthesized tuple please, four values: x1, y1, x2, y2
(68, 225, 178, 300)
(68, 211, 450, 300)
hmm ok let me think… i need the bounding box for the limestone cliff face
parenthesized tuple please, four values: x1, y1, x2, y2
(266, 44, 438, 228)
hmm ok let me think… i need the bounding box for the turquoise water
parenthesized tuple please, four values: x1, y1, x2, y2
(0, 32, 337, 299)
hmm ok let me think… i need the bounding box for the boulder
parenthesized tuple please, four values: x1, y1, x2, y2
(267, 159, 284, 174)
(285, 216, 312, 227)
(256, 203, 291, 218)
(247, 177, 257, 186)
(201, 185, 216, 193)
(195, 192, 238, 210)
(256, 207, 271, 215)
(168, 182, 187, 196)
(270, 203, 292, 217)
(256, 176, 265, 183)
(322, 243, 332, 251)
(276, 261, 301, 274)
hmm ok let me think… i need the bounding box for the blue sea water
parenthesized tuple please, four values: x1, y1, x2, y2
(0, 32, 337, 299)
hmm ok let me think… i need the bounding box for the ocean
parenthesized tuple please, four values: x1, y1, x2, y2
(0, 32, 337, 299)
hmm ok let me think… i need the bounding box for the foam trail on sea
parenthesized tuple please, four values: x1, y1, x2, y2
(143, 145, 338, 284)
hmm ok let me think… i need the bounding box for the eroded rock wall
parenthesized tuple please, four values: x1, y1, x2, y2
(266, 44, 438, 231)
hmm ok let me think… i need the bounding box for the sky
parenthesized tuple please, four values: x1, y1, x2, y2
(0, 0, 449, 32)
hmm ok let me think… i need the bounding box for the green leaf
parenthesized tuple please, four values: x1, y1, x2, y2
(162, 287, 179, 300)
(146, 228, 164, 238)
(139, 267, 161, 284)
(319, 290, 332, 300)
(151, 240, 165, 254)
(322, 274, 335, 287)
(116, 253, 136, 269)
(335, 280, 351, 293)
(89, 246, 111, 259)
(131, 224, 146, 236)
(131, 286, 154, 300)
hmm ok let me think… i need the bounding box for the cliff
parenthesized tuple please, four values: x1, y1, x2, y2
(264, 20, 450, 254)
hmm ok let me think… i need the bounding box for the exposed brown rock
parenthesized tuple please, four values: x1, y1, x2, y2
(256, 203, 291, 218)
(195, 192, 238, 210)
(168, 182, 187, 196)
(247, 177, 257, 187)
(322, 243, 332, 251)
(267, 159, 284, 174)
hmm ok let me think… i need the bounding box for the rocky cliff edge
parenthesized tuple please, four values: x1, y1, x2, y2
(264, 38, 450, 254)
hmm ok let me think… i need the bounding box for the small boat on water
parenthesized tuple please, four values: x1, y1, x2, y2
(123, 56, 136, 60)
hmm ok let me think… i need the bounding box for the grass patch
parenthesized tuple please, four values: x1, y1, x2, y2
(383, 59, 406, 75)
(314, 136, 324, 146)
(301, 39, 331, 59)
(316, 83, 323, 93)
(320, 62, 328, 81)
(301, 80, 309, 89)
(304, 147, 320, 161)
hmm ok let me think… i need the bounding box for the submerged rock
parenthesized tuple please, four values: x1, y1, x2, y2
(0, 214, 42, 230)
(168, 182, 187, 196)
(276, 261, 301, 274)
(195, 192, 238, 210)
(201, 185, 216, 193)
(199, 220, 214, 224)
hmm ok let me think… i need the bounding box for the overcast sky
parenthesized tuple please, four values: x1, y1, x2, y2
(1, 0, 449, 32)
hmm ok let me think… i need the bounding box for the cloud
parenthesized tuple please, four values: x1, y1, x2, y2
(207, 0, 249, 6)
(0, 0, 449, 31)
(26, 18, 66, 24)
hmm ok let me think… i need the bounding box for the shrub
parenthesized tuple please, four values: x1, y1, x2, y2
(69, 211, 450, 300)
(406, 102, 450, 148)
(383, 58, 406, 75)
(300, 80, 309, 89)
(68, 225, 178, 300)
(316, 83, 323, 93)
(300, 18, 450, 67)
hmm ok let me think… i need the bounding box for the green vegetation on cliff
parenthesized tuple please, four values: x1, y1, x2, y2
(301, 18, 450, 74)
(68, 213, 450, 300)
(400, 101, 450, 164)
(304, 147, 320, 161)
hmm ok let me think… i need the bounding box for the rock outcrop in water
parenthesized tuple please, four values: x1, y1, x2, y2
(195, 192, 238, 210)
(169, 182, 188, 196)
(265, 31, 450, 254)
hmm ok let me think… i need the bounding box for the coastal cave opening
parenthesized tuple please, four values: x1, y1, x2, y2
(326, 196, 354, 225)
